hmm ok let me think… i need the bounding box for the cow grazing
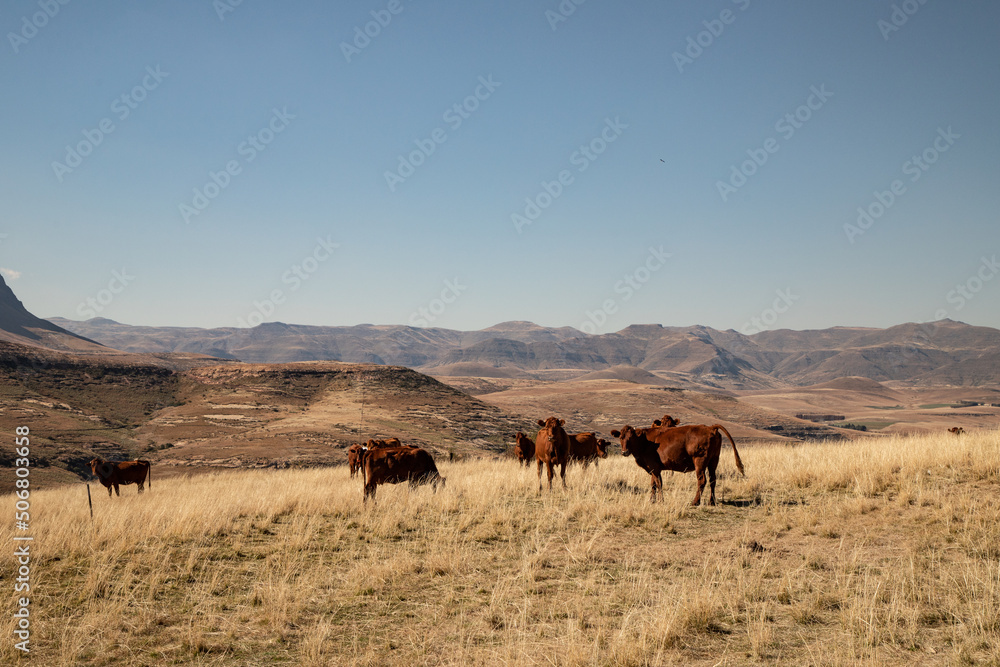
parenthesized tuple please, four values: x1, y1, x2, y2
(347, 444, 364, 478)
(362, 446, 444, 502)
(535, 417, 570, 491)
(512, 432, 535, 467)
(88, 458, 151, 497)
(567, 432, 609, 468)
(610, 423, 744, 506)
(948, 427, 965, 435)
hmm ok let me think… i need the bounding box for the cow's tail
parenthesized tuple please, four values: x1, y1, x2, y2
(712, 425, 744, 476)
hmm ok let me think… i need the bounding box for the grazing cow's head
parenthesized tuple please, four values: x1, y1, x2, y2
(609, 426, 643, 457)
(652, 415, 680, 428)
(595, 438, 610, 459)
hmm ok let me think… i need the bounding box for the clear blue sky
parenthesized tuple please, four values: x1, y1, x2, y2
(2, 0, 998, 333)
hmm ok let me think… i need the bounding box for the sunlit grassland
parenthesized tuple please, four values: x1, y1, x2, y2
(3, 429, 999, 665)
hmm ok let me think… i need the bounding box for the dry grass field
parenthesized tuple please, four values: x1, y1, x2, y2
(3, 430, 1000, 666)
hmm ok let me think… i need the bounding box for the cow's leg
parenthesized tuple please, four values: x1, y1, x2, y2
(650, 472, 662, 502)
(106, 484, 112, 498)
(692, 461, 706, 506)
(559, 461, 567, 489)
(537, 459, 544, 491)
(113, 483, 120, 497)
(364, 482, 376, 502)
(547, 461, 555, 490)
(707, 464, 718, 506)
(138, 482, 144, 494)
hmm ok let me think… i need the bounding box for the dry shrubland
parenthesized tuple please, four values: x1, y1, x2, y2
(3, 429, 1000, 666)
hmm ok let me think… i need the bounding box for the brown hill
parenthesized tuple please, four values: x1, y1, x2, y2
(0, 275, 103, 351)
(0, 341, 536, 493)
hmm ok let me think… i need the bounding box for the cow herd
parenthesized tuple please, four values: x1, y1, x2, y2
(509, 414, 744, 506)
(86, 419, 977, 506)
(84, 415, 746, 507)
(346, 414, 744, 507)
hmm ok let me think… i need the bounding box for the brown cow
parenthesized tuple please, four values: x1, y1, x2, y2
(347, 444, 364, 478)
(567, 432, 609, 468)
(362, 446, 444, 502)
(948, 427, 965, 435)
(88, 458, 151, 497)
(610, 423, 744, 506)
(512, 432, 535, 467)
(651, 415, 680, 428)
(365, 437, 402, 448)
(597, 438, 611, 457)
(535, 417, 570, 491)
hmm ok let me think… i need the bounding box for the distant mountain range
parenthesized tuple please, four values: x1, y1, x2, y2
(48, 315, 1000, 390)
(0, 272, 993, 390)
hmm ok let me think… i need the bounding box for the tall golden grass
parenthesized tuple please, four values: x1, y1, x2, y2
(3, 429, 999, 665)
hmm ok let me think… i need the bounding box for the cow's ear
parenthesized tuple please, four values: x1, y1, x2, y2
(559, 419, 565, 426)
(537, 419, 545, 427)
(610, 430, 620, 438)
(653, 419, 662, 426)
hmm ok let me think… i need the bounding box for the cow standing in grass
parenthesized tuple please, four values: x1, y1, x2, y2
(567, 432, 609, 468)
(362, 446, 444, 502)
(512, 432, 535, 467)
(347, 444, 364, 478)
(88, 458, 151, 497)
(610, 423, 743, 506)
(535, 417, 570, 491)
